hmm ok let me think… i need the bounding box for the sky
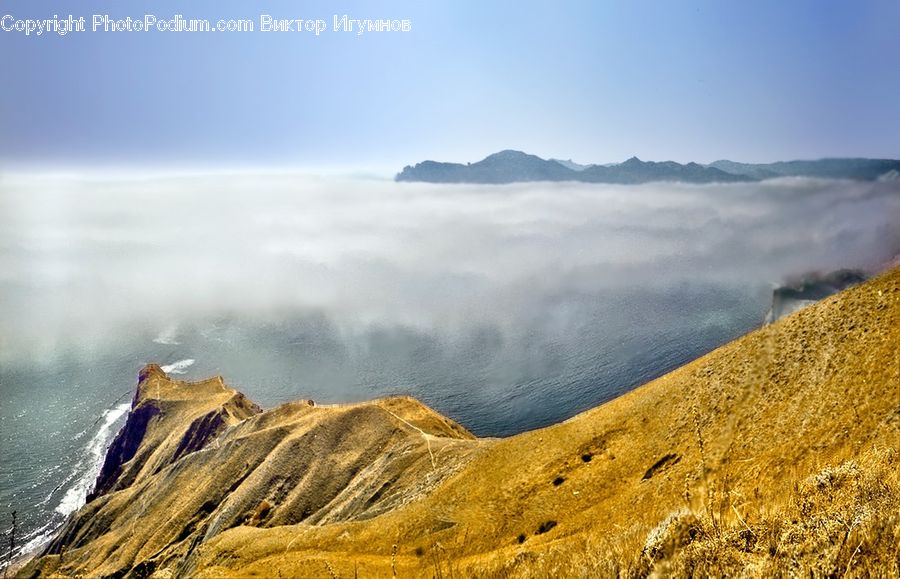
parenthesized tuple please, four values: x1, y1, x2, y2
(1, 0, 899, 171)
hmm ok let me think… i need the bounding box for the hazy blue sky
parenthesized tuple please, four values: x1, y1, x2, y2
(2, 0, 898, 170)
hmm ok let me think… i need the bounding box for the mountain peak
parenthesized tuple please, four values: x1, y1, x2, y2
(482, 149, 532, 161)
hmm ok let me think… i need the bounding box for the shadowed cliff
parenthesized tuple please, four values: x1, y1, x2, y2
(21, 267, 900, 578)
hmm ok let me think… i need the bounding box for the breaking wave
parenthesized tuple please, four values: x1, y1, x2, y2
(55, 403, 131, 517)
(160, 359, 195, 374)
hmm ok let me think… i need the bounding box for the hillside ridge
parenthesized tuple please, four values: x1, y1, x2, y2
(21, 266, 900, 577)
(396, 151, 900, 184)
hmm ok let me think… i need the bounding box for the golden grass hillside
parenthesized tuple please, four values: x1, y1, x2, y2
(21, 266, 900, 578)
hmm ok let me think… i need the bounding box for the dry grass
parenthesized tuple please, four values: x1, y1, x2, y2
(459, 447, 899, 578)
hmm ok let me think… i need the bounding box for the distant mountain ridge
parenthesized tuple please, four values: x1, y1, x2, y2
(708, 158, 900, 181)
(396, 150, 900, 184)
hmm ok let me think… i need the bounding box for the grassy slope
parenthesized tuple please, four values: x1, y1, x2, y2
(24, 267, 900, 578)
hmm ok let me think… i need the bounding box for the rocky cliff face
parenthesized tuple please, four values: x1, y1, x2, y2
(87, 365, 261, 502)
(21, 267, 900, 578)
(764, 269, 867, 324)
(25, 366, 479, 578)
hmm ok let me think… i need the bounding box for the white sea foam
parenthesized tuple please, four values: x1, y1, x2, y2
(161, 358, 195, 374)
(18, 519, 57, 557)
(16, 403, 132, 558)
(55, 403, 131, 517)
(153, 324, 181, 345)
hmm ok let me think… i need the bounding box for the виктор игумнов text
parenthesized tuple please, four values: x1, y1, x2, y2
(1, 13, 412, 36)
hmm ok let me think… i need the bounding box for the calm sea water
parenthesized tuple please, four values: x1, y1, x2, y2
(2, 173, 898, 559)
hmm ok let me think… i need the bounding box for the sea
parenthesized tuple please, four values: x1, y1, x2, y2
(2, 172, 898, 560)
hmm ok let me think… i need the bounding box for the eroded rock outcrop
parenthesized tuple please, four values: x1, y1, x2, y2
(25, 365, 479, 578)
(88, 364, 261, 501)
(764, 269, 867, 324)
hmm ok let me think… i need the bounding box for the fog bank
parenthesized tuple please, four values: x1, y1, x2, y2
(1, 173, 898, 366)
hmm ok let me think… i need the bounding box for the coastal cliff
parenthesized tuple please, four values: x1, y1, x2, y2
(21, 267, 900, 577)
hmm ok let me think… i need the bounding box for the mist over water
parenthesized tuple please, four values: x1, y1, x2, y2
(3, 174, 898, 361)
(1, 172, 899, 557)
